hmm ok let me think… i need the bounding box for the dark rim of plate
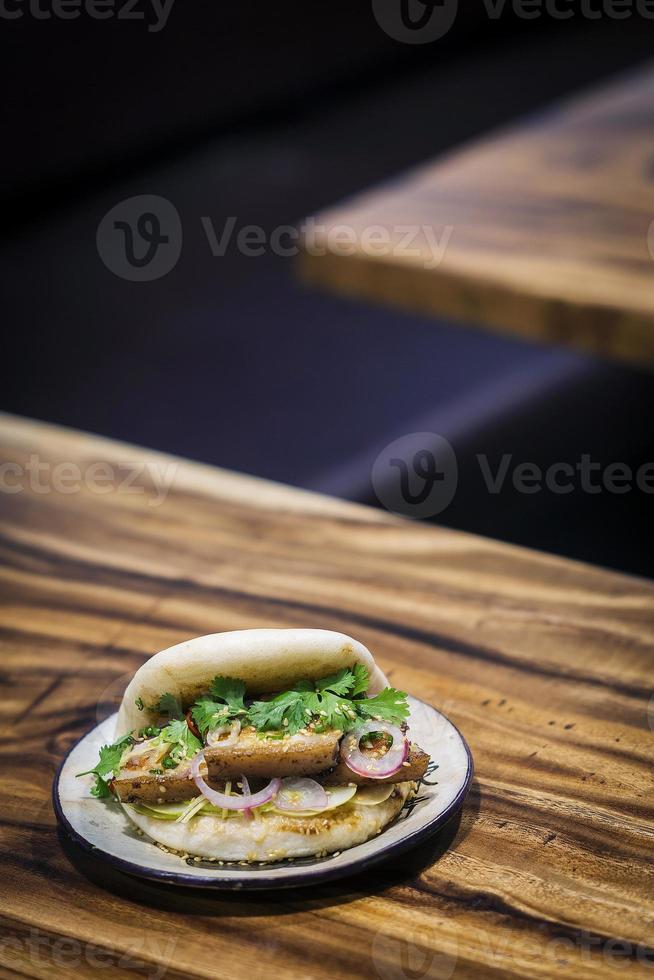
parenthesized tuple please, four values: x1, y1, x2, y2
(52, 700, 474, 891)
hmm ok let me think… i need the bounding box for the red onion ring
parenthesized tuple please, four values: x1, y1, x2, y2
(206, 720, 241, 748)
(191, 751, 280, 811)
(340, 722, 408, 779)
(274, 777, 329, 812)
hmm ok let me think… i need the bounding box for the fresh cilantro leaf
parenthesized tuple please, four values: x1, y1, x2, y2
(77, 733, 134, 797)
(285, 695, 314, 733)
(91, 777, 113, 798)
(314, 667, 355, 696)
(192, 696, 232, 736)
(310, 690, 355, 732)
(313, 664, 370, 699)
(247, 673, 363, 734)
(356, 687, 410, 725)
(160, 719, 202, 760)
(189, 663, 403, 738)
(209, 676, 246, 714)
(350, 663, 369, 698)
(135, 697, 144, 711)
(191, 677, 247, 735)
(155, 693, 184, 720)
(248, 690, 308, 733)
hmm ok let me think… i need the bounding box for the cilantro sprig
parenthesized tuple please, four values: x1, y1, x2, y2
(159, 718, 202, 764)
(191, 676, 247, 735)
(198, 664, 409, 736)
(76, 733, 134, 797)
(78, 717, 201, 793)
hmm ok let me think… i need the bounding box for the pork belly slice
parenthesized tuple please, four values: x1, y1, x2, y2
(322, 744, 430, 786)
(112, 735, 429, 802)
(205, 729, 341, 780)
(112, 763, 203, 804)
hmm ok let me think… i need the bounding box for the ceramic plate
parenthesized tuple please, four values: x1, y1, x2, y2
(54, 697, 473, 890)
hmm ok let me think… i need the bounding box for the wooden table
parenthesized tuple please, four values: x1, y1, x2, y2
(1, 413, 653, 979)
(299, 65, 654, 368)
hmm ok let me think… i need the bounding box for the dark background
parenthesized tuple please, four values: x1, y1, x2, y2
(1, 2, 653, 576)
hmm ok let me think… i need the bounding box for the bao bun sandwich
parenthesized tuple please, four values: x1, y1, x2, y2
(79, 629, 430, 863)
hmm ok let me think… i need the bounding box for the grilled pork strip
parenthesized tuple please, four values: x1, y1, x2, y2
(322, 744, 430, 786)
(205, 729, 341, 780)
(113, 763, 203, 804)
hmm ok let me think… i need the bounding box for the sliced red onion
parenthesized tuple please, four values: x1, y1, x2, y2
(206, 719, 241, 748)
(190, 751, 280, 811)
(274, 777, 329, 812)
(340, 721, 408, 779)
(241, 775, 253, 821)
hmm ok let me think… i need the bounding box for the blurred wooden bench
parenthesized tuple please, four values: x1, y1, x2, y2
(299, 64, 654, 368)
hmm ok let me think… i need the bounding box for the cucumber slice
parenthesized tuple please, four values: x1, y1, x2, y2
(354, 785, 395, 805)
(131, 802, 190, 820)
(270, 784, 357, 817)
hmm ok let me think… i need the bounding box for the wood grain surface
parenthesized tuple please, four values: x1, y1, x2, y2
(1, 413, 653, 979)
(299, 64, 654, 368)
